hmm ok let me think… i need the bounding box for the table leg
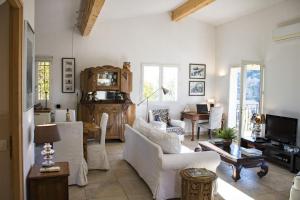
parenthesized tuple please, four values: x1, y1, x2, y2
(191, 120, 196, 141)
(232, 164, 242, 181)
(257, 161, 269, 178)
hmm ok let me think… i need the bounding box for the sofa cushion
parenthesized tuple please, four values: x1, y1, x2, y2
(133, 118, 151, 138)
(148, 128, 181, 154)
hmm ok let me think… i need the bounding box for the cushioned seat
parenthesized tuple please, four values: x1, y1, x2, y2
(149, 109, 185, 141)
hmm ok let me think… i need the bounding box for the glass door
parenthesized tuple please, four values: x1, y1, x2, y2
(228, 61, 264, 140)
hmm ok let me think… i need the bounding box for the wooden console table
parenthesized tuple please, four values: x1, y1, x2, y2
(181, 112, 209, 141)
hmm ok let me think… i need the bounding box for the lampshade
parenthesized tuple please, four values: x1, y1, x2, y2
(34, 124, 60, 144)
(162, 87, 169, 95)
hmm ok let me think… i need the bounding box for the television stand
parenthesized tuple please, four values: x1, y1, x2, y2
(241, 136, 296, 172)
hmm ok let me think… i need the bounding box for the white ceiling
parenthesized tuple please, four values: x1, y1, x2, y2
(99, 0, 286, 26)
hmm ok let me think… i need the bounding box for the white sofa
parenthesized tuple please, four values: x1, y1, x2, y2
(54, 122, 88, 186)
(123, 124, 221, 200)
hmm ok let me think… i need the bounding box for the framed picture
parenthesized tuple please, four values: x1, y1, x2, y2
(189, 63, 206, 79)
(24, 21, 35, 111)
(189, 81, 205, 96)
(62, 58, 75, 93)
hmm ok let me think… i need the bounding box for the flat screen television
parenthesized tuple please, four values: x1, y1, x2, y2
(265, 114, 298, 145)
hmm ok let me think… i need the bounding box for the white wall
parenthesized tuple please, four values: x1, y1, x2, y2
(0, 2, 11, 200)
(23, 0, 35, 199)
(215, 0, 300, 145)
(35, 0, 216, 131)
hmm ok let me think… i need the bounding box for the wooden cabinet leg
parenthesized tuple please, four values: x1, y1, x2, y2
(232, 164, 242, 181)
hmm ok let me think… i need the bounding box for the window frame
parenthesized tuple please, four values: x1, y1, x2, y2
(35, 56, 53, 104)
(141, 63, 179, 102)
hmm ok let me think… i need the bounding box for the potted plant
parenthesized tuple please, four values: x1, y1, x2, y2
(215, 128, 237, 148)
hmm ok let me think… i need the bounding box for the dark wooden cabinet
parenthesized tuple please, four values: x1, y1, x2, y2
(28, 162, 69, 200)
(79, 64, 135, 141)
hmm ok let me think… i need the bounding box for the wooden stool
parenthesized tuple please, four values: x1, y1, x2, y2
(180, 168, 217, 200)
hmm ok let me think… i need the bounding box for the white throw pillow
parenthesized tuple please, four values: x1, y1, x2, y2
(148, 128, 181, 154)
(133, 118, 151, 138)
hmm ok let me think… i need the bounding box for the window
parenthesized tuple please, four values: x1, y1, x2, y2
(142, 64, 178, 101)
(36, 58, 51, 101)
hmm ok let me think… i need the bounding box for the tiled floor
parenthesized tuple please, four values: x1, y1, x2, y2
(69, 136, 294, 200)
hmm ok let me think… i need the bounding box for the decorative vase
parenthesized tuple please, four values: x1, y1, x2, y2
(222, 139, 232, 152)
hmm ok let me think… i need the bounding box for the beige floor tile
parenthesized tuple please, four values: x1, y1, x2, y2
(89, 196, 128, 200)
(119, 178, 152, 196)
(114, 167, 140, 181)
(69, 186, 86, 200)
(127, 193, 154, 200)
(87, 170, 117, 184)
(85, 180, 126, 199)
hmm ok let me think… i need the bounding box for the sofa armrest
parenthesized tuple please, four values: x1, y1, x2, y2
(150, 121, 167, 131)
(162, 151, 220, 171)
(170, 119, 185, 129)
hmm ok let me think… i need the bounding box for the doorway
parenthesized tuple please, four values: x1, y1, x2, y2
(228, 61, 264, 140)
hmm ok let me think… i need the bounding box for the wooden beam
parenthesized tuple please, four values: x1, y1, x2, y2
(79, 0, 105, 36)
(171, 0, 215, 22)
(9, 6, 24, 200)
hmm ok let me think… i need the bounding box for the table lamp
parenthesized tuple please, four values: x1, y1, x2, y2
(34, 124, 61, 167)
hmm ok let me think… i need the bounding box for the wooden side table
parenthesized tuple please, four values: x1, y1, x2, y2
(28, 162, 69, 200)
(180, 168, 217, 200)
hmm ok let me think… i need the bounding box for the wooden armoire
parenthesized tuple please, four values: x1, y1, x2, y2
(79, 64, 135, 141)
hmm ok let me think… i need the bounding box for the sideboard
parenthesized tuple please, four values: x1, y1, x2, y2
(79, 64, 135, 141)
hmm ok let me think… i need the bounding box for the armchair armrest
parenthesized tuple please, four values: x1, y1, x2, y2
(149, 121, 167, 131)
(170, 119, 185, 129)
(162, 151, 220, 171)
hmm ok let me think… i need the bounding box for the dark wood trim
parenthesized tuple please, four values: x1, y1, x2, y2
(9, 3, 24, 200)
(8, 0, 23, 8)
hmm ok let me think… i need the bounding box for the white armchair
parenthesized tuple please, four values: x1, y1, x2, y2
(149, 109, 185, 141)
(54, 121, 88, 186)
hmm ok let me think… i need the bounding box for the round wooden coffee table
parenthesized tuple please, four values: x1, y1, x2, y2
(180, 168, 217, 200)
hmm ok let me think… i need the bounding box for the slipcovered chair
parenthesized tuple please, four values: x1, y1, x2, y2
(149, 109, 185, 141)
(87, 113, 110, 170)
(197, 106, 223, 139)
(54, 121, 88, 186)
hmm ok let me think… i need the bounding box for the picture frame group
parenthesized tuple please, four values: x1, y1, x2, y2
(62, 58, 75, 93)
(189, 63, 206, 96)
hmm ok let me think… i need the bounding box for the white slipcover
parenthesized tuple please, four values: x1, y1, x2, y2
(123, 125, 221, 200)
(54, 122, 88, 186)
(290, 173, 300, 200)
(55, 109, 76, 122)
(87, 113, 110, 170)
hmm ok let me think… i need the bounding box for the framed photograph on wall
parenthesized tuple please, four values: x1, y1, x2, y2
(189, 63, 206, 79)
(62, 58, 75, 93)
(189, 81, 205, 96)
(24, 21, 35, 111)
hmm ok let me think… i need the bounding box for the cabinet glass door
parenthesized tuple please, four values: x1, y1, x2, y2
(97, 72, 118, 87)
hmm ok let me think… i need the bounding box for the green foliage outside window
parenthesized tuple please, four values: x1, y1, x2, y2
(37, 61, 50, 100)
